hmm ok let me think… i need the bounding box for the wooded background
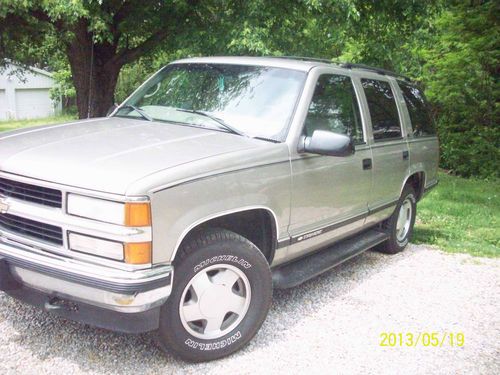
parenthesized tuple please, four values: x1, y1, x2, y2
(1, 0, 498, 178)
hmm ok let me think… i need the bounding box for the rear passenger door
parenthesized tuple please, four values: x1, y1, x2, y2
(358, 77, 410, 223)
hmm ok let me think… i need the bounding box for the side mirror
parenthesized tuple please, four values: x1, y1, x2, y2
(106, 103, 118, 116)
(300, 130, 355, 157)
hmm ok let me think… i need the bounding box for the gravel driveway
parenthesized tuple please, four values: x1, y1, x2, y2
(1, 244, 498, 375)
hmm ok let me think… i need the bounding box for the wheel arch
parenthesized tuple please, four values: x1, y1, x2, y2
(401, 171, 426, 201)
(172, 206, 279, 264)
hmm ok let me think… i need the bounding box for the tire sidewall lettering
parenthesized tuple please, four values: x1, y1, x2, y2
(193, 255, 252, 273)
(184, 331, 242, 351)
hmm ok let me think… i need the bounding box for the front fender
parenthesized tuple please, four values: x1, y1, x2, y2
(149, 160, 291, 264)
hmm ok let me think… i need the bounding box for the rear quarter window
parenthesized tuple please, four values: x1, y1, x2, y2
(399, 82, 436, 137)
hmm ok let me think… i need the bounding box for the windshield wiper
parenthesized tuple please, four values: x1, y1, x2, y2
(117, 105, 153, 122)
(252, 136, 281, 143)
(176, 109, 246, 137)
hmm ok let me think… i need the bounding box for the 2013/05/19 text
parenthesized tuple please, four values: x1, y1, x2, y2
(379, 332, 465, 347)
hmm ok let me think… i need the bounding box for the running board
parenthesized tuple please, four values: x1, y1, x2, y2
(272, 229, 389, 289)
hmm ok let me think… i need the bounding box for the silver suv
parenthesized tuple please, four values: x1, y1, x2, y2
(0, 56, 438, 361)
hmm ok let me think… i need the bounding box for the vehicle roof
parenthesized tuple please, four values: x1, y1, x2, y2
(172, 56, 330, 72)
(172, 56, 412, 82)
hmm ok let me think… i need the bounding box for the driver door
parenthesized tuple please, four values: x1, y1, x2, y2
(287, 72, 373, 260)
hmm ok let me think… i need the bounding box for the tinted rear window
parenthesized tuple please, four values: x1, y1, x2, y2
(361, 79, 402, 141)
(399, 82, 436, 137)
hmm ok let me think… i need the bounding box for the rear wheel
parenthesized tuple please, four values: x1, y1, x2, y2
(378, 185, 417, 254)
(158, 228, 272, 362)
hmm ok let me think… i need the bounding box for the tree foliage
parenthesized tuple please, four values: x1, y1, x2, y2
(1, 1, 233, 117)
(336, 1, 499, 178)
(1, 0, 497, 178)
(420, 1, 499, 178)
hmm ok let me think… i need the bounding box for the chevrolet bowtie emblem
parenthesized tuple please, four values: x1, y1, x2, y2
(0, 197, 9, 214)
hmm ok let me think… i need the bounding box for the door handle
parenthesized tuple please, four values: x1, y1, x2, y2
(362, 158, 372, 170)
(403, 150, 409, 160)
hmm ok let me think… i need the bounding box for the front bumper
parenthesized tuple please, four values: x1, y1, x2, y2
(0, 240, 173, 333)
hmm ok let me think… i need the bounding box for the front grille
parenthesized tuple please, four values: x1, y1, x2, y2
(0, 213, 63, 245)
(0, 177, 62, 208)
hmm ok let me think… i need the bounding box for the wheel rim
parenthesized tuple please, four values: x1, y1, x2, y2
(179, 264, 251, 340)
(396, 198, 413, 242)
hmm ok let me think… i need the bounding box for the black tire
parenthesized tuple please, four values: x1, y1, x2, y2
(377, 185, 417, 254)
(158, 228, 272, 362)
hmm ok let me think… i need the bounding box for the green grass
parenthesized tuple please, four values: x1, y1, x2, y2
(414, 172, 499, 257)
(0, 114, 77, 133)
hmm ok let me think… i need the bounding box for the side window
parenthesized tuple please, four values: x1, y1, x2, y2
(304, 74, 364, 144)
(361, 79, 402, 141)
(399, 83, 436, 137)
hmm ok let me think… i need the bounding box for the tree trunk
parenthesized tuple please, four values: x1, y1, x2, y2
(66, 19, 121, 119)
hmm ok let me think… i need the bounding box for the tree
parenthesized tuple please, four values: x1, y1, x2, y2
(326, 0, 499, 178)
(1, 0, 324, 118)
(419, 0, 500, 178)
(1, 1, 435, 119)
(1, 1, 216, 118)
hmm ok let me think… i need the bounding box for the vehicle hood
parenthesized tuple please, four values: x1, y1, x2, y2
(0, 117, 264, 195)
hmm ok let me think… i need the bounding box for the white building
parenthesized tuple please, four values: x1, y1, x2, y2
(0, 63, 61, 121)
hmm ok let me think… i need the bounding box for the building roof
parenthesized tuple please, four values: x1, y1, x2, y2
(1, 61, 54, 78)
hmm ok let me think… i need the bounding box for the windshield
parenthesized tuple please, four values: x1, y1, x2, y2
(115, 63, 307, 141)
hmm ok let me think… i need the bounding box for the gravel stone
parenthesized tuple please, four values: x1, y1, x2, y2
(0, 244, 498, 374)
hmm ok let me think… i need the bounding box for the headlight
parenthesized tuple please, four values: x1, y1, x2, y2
(69, 232, 124, 260)
(67, 194, 151, 227)
(69, 233, 152, 264)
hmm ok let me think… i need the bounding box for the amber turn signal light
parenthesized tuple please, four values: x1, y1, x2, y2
(124, 242, 152, 264)
(124, 202, 151, 227)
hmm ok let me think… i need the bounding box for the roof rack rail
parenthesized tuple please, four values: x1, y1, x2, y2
(268, 56, 413, 82)
(340, 62, 412, 82)
(271, 56, 335, 64)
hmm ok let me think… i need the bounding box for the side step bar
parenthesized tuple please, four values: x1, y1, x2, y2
(272, 229, 389, 289)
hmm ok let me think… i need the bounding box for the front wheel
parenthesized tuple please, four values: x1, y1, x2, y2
(378, 185, 417, 254)
(158, 228, 272, 362)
